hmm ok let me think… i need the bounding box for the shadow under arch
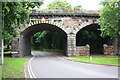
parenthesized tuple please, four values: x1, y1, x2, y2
(19, 23, 67, 56)
(76, 23, 110, 55)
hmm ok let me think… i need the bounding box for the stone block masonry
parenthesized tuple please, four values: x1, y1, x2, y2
(103, 44, 116, 56)
(76, 45, 90, 56)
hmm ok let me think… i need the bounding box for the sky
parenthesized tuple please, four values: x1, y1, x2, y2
(40, 0, 104, 10)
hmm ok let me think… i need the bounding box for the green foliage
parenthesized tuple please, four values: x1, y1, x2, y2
(77, 30, 104, 54)
(77, 30, 99, 46)
(74, 5, 83, 10)
(3, 31, 13, 45)
(47, 0, 72, 10)
(31, 30, 64, 50)
(98, 1, 120, 37)
(3, 57, 27, 78)
(3, 2, 43, 45)
(70, 56, 120, 66)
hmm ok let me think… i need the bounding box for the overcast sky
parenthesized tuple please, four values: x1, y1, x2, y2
(40, 0, 103, 10)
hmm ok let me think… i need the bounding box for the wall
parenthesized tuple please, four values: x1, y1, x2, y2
(76, 45, 90, 56)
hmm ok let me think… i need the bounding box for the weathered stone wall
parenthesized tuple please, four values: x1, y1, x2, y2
(12, 38, 21, 57)
(19, 35, 32, 56)
(12, 38, 19, 52)
(76, 45, 90, 56)
(103, 44, 116, 55)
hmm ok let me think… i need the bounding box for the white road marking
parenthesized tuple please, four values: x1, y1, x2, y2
(28, 56, 36, 78)
(29, 51, 118, 78)
(24, 61, 28, 78)
(28, 61, 33, 78)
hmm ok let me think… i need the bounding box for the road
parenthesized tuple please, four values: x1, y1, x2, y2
(28, 51, 119, 78)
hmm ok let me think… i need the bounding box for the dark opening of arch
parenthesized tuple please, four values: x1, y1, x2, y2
(76, 24, 110, 55)
(31, 30, 66, 54)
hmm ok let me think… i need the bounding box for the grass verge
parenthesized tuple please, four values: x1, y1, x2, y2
(69, 56, 120, 66)
(0, 65, 2, 80)
(2, 57, 28, 78)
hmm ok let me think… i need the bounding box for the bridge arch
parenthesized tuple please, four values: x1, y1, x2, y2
(75, 21, 98, 34)
(20, 21, 66, 37)
(76, 23, 100, 35)
(76, 23, 109, 55)
(16, 20, 64, 33)
(15, 21, 68, 56)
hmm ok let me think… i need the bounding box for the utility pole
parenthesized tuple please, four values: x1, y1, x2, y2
(1, 11, 4, 65)
(117, 1, 120, 55)
(1, 39, 4, 65)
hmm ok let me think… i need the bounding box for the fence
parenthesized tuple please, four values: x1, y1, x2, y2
(31, 9, 100, 14)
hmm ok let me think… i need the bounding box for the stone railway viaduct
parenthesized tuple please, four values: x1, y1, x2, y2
(12, 9, 101, 57)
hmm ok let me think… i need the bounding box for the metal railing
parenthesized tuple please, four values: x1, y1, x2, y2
(31, 9, 100, 14)
(29, 18, 62, 23)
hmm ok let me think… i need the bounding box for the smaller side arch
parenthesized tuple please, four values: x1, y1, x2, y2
(75, 20, 98, 34)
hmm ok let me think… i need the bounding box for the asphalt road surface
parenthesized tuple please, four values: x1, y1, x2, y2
(30, 51, 119, 78)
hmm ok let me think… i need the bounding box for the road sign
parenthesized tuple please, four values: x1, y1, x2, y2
(40, 17, 46, 22)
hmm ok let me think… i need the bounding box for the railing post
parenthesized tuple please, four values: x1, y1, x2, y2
(103, 44, 108, 55)
(86, 44, 90, 56)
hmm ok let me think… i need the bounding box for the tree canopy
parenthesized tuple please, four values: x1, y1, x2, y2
(73, 5, 83, 10)
(47, 0, 72, 10)
(3, 2, 43, 46)
(98, 1, 120, 37)
(47, 0, 83, 10)
(31, 31, 64, 50)
(76, 30, 104, 54)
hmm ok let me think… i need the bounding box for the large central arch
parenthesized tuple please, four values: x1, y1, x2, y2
(19, 22, 67, 56)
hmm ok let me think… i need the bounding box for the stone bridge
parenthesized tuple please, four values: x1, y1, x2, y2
(12, 9, 100, 57)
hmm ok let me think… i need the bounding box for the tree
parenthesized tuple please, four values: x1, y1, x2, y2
(76, 30, 104, 54)
(3, 2, 43, 47)
(98, 1, 120, 55)
(98, 1, 120, 37)
(47, 0, 72, 10)
(74, 5, 83, 10)
(31, 31, 64, 50)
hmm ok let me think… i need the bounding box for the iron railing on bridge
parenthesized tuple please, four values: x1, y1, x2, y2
(31, 9, 100, 14)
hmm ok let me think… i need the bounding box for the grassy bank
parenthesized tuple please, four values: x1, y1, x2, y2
(69, 56, 120, 66)
(2, 57, 28, 78)
(0, 66, 2, 80)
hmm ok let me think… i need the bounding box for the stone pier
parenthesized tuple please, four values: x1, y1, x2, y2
(67, 34, 76, 56)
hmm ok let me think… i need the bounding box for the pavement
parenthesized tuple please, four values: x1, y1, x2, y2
(25, 51, 119, 78)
